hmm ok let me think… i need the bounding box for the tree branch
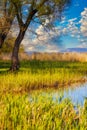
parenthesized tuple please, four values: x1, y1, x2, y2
(11, 1, 24, 28)
(25, 0, 49, 29)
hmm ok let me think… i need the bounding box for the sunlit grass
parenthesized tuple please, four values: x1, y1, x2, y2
(0, 93, 87, 130)
(0, 60, 87, 93)
(0, 60, 87, 129)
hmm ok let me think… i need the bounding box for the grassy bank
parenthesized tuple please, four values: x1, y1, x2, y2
(0, 60, 87, 93)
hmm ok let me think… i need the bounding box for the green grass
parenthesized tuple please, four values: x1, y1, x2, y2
(0, 93, 87, 130)
(0, 60, 87, 129)
(0, 60, 87, 93)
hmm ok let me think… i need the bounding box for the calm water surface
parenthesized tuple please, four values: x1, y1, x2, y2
(53, 83, 87, 106)
(30, 82, 87, 106)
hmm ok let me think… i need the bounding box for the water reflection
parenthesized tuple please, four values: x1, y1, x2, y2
(29, 82, 87, 106)
(53, 83, 87, 106)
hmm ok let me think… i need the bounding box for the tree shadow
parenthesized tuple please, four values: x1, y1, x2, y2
(21, 60, 81, 69)
(0, 61, 10, 74)
(0, 60, 86, 74)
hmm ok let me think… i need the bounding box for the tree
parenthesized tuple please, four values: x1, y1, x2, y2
(9, 0, 70, 71)
(0, 0, 15, 48)
(0, 37, 24, 53)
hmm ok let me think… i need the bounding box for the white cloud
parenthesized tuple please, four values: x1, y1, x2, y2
(22, 25, 62, 52)
(28, 46, 35, 51)
(68, 18, 77, 23)
(8, 17, 63, 52)
(80, 8, 87, 36)
(78, 42, 87, 48)
(60, 16, 66, 24)
(67, 21, 78, 35)
(71, 34, 75, 37)
(62, 28, 68, 34)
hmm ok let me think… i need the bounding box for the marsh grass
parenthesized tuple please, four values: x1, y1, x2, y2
(0, 93, 87, 130)
(0, 60, 87, 93)
(0, 60, 87, 129)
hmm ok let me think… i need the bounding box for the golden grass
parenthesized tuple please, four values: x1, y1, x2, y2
(0, 52, 87, 62)
(0, 60, 87, 129)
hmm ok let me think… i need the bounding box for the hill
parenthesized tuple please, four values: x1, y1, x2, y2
(61, 48, 87, 53)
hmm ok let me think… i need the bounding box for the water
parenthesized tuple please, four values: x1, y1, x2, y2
(29, 82, 87, 106)
(52, 82, 87, 106)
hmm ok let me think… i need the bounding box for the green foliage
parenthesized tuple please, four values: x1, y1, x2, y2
(9, 0, 70, 29)
(0, 38, 15, 53)
(0, 0, 15, 30)
(0, 38, 24, 53)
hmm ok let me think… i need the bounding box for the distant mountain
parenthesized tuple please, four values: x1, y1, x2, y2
(25, 51, 35, 55)
(61, 48, 87, 53)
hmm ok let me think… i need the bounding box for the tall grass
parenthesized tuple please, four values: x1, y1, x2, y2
(31, 52, 87, 62)
(0, 60, 87, 129)
(0, 93, 87, 130)
(1, 52, 87, 62)
(0, 60, 87, 93)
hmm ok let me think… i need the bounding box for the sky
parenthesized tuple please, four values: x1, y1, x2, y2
(11, 0, 87, 52)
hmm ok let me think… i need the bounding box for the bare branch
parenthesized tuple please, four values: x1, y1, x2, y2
(11, 0, 24, 28)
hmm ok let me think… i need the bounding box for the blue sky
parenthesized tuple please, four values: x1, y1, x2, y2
(15, 0, 87, 52)
(58, 0, 87, 49)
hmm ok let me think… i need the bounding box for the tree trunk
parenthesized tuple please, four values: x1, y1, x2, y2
(0, 33, 7, 48)
(10, 30, 25, 71)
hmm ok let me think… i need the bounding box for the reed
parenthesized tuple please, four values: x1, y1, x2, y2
(0, 93, 87, 130)
(0, 60, 87, 129)
(0, 60, 87, 93)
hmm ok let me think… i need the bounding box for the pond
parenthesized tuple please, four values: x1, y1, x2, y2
(30, 82, 87, 106)
(53, 82, 87, 106)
